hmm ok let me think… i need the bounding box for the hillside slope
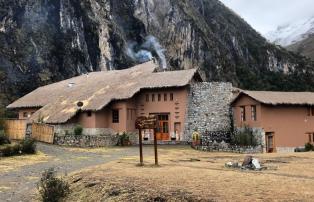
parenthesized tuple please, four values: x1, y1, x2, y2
(1, 0, 314, 110)
(287, 35, 314, 60)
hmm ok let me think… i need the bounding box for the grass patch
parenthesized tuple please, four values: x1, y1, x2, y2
(65, 147, 314, 201)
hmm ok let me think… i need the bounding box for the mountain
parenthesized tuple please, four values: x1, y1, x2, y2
(266, 16, 314, 60)
(287, 34, 314, 60)
(1, 0, 314, 112)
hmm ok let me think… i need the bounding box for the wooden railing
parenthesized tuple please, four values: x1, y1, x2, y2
(4, 119, 27, 140)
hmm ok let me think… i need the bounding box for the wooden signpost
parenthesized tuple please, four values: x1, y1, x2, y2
(135, 115, 158, 166)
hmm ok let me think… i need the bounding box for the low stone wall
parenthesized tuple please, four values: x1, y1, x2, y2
(54, 134, 119, 147)
(201, 131, 231, 144)
(194, 142, 263, 154)
(54, 124, 116, 136)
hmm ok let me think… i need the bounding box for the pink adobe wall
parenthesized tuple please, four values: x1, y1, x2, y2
(135, 87, 189, 139)
(73, 87, 189, 138)
(18, 108, 41, 120)
(233, 95, 313, 148)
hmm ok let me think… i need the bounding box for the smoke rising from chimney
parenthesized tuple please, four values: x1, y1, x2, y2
(126, 36, 167, 69)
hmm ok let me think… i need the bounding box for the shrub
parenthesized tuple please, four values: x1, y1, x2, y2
(38, 168, 70, 202)
(0, 132, 10, 145)
(117, 132, 130, 146)
(231, 127, 258, 147)
(0, 144, 20, 157)
(305, 142, 314, 152)
(74, 125, 83, 136)
(20, 138, 36, 154)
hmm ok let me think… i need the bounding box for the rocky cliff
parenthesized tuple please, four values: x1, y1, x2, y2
(1, 0, 314, 110)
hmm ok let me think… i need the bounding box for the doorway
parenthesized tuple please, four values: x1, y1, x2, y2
(155, 114, 170, 141)
(265, 132, 275, 153)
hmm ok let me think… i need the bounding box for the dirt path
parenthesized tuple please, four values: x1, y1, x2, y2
(0, 143, 142, 202)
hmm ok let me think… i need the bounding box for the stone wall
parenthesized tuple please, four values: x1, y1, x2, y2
(54, 134, 119, 147)
(194, 143, 263, 154)
(54, 124, 116, 136)
(184, 82, 234, 142)
(53, 124, 119, 147)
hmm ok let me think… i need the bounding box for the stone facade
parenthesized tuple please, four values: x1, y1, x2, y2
(194, 144, 263, 154)
(53, 124, 118, 147)
(184, 82, 234, 142)
(54, 124, 116, 136)
(54, 134, 119, 147)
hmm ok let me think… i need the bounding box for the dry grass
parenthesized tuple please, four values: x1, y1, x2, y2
(0, 151, 50, 173)
(63, 146, 122, 154)
(66, 147, 314, 202)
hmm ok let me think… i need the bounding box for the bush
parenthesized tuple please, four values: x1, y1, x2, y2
(20, 138, 36, 154)
(74, 125, 83, 136)
(231, 127, 258, 147)
(1, 144, 20, 157)
(38, 168, 70, 202)
(117, 132, 130, 146)
(0, 132, 11, 145)
(305, 142, 314, 152)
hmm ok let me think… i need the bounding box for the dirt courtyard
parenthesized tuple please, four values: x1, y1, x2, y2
(66, 146, 314, 202)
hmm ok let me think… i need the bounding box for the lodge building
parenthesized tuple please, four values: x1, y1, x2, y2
(7, 60, 314, 152)
(232, 91, 314, 152)
(7, 61, 223, 143)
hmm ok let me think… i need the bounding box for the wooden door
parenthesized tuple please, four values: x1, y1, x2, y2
(156, 114, 170, 141)
(266, 132, 275, 153)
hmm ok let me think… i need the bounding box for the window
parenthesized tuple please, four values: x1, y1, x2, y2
(112, 109, 119, 123)
(251, 105, 257, 121)
(23, 112, 28, 118)
(87, 111, 92, 117)
(146, 94, 149, 102)
(240, 106, 246, 122)
(309, 134, 312, 143)
(152, 94, 155, 102)
(307, 106, 314, 116)
(158, 94, 161, 101)
(164, 93, 167, 101)
(170, 93, 174, 101)
(313, 134, 314, 143)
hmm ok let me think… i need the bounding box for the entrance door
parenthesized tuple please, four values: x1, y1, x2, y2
(156, 114, 170, 141)
(265, 132, 275, 153)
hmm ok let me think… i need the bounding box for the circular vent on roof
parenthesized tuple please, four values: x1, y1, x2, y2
(77, 101, 84, 108)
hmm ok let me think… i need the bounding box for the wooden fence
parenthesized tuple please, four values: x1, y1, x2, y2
(4, 119, 27, 140)
(32, 123, 55, 144)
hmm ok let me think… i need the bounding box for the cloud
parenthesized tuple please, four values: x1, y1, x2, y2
(220, 0, 314, 34)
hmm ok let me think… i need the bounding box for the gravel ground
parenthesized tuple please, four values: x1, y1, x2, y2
(0, 143, 142, 202)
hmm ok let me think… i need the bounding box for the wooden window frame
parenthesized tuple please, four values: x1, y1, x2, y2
(112, 109, 119, 123)
(240, 106, 246, 122)
(251, 105, 257, 121)
(146, 94, 149, 102)
(164, 93, 167, 101)
(170, 93, 174, 101)
(152, 94, 155, 102)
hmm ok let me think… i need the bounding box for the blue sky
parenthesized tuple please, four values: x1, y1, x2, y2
(220, 0, 314, 34)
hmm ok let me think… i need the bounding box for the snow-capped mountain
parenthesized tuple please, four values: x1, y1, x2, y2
(266, 16, 314, 47)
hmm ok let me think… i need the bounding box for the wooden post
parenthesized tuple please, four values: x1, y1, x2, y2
(139, 129, 144, 166)
(153, 129, 158, 165)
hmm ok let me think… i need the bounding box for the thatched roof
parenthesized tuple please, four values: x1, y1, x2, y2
(232, 90, 314, 106)
(8, 61, 200, 124)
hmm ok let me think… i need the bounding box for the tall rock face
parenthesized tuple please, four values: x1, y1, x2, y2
(1, 0, 314, 109)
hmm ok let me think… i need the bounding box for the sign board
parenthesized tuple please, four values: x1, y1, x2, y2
(135, 115, 159, 166)
(135, 116, 158, 129)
